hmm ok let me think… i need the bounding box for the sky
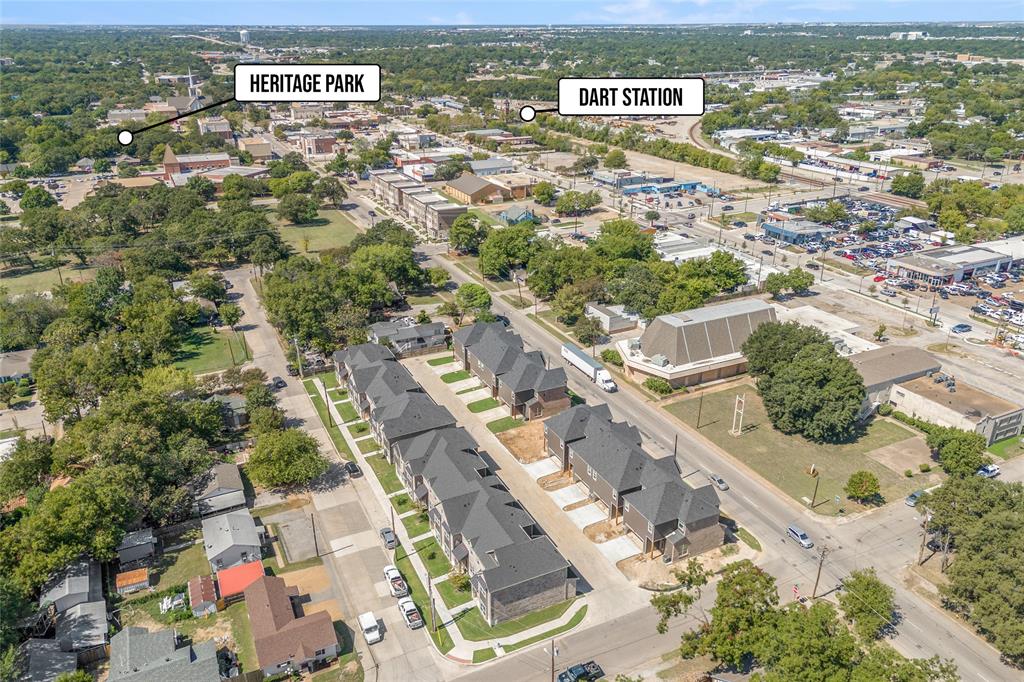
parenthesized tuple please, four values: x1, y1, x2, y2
(2, 0, 1023, 26)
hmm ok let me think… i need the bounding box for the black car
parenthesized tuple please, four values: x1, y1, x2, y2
(344, 461, 363, 478)
(558, 661, 604, 682)
(286, 365, 300, 377)
(271, 376, 287, 390)
(722, 205, 735, 211)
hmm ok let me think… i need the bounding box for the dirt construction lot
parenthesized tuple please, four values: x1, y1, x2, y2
(497, 419, 547, 463)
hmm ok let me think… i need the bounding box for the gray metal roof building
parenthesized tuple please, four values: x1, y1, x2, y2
(108, 627, 220, 682)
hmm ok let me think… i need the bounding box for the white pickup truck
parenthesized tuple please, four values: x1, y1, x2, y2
(398, 597, 424, 629)
(561, 342, 617, 392)
(383, 564, 408, 597)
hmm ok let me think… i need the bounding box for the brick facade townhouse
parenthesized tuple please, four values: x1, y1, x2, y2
(453, 323, 569, 420)
(545, 404, 724, 561)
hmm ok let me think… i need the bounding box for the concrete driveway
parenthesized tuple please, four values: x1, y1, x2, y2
(523, 458, 560, 480)
(566, 504, 607, 529)
(595, 536, 642, 564)
(456, 387, 491, 403)
(549, 482, 589, 509)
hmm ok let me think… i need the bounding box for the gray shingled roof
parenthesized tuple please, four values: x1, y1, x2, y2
(202, 510, 261, 562)
(108, 627, 220, 682)
(453, 321, 507, 349)
(56, 601, 107, 651)
(501, 352, 567, 394)
(471, 328, 524, 376)
(625, 481, 720, 528)
(19, 638, 77, 682)
(197, 462, 243, 500)
(481, 536, 570, 591)
(372, 393, 456, 442)
(395, 427, 479, 480)
(370, 320, 446, 344)
(39, 559, 101, 609)
(351, 361, 421, 409)
(116, 528, 155, 552)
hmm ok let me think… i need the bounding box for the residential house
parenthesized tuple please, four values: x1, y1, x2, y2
(585, 302, 639, 334)
(115, 528, 156, 565)
(208, 394, 249, 430)
(202, 509, 264, 573)
(16, 638, 77, 682)
(194, 462, 247, 516)
(56, 601, 108, 658)
(545, 404, 724, 560)
(368, 318, 447, 357)
(371, 392, 456, 461)
(197, 116, 233, 142)
(187, 574, 217, 617)
(444, 174, 503, 205)
(0, 348, 35, 383)
(108, 627, 220, 682)
(216, 559, 266, 600)
(39, 559, 102, 615)
(453, 323, 568, 420)
(498, 205, 537, 225)
(245, 575, 339, 676)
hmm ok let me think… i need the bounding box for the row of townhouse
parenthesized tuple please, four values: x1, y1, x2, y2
(545, 404, 724, 562)
(333, 343, 576, 625)
(452, 322, 571, 421)
(367, 169, 467, 240)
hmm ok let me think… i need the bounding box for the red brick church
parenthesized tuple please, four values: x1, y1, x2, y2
(162, 145, 232, 179)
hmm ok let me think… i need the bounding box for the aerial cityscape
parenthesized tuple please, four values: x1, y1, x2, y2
(0, 6, 1022, 682)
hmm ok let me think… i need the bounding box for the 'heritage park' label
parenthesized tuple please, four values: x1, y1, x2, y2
(235, 64, 381, 102)
(558, 78, 704, 116)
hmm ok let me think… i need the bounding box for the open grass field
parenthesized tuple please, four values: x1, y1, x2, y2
(665, 387, 920, 515)
(277, 209, 362, 255)
(469, 208, 500, 226)
(149, 539, 208, 589)
(173, 326, 248, 375)
(453, 598, 577, 642)
(0, 260, 98, 296)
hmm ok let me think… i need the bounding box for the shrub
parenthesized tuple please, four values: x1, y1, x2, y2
(904, 469, 914, 478)
(919, 463, 931, 473)
(721, 543, 739, 557)
(643, 377, 673, 395)
(877, 403, 893, 416)
(600, 349, 623, 367)
(427, 550, 437, 561)
(449, 572, 470, 591)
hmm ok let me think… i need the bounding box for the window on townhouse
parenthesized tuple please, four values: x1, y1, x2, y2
(315, 648, 326, 656)
(647, 522, 654, 533)
(586, 465, 594, 478)
(624, 501, 631, 512)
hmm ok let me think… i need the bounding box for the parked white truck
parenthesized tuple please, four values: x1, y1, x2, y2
(561, 342, 617, 392)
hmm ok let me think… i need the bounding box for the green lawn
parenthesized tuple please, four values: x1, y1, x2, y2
(395, 545, 455, 654)
(406, 293, 444, 305)
(988, 434, 1024, 460)
(487, 416, 523, 434)
(456, 385, 484, 395)
(453, 599, 577, 642)
(327, 387, 348, 400)
(313, 371, 340, 390)
(468, 397, 501, 413)
(441, 369, 472, 383)
(427, 355, 456, 367)
(469, 208, 500, 226)
(720, 211, 758, 225)
(401, 510, 431, 538)
(225, 601, 259, 672)
(504, 605, 588, 652)
(149, 541, 208, 590)
(335, 401, 359, 423)
(348, 421, 370, 437)
(435, 577, 473, 609)
(736, 527, 762, 552)
(172, 326, 249, 374)
(391, 493, 414, 514)
(0, 261, 98, 296)
(277, 209, 362, 255)
(664, 388, 920, 515)
(365, 455, 403, 494)
(303, 381, 354, 460)
(526, 313, 573, 345)
(357, 438, 380, 454)
(473, 648, 497, 664)
(413, 537, 452, 578)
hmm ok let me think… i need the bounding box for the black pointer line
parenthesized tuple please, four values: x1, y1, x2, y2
(127, 96, 238, 136)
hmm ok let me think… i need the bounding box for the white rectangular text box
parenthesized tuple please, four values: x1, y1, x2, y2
(235, 64, 381, 102)
(558, 78, 704, 116)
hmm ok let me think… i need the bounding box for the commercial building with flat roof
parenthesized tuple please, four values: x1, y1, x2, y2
(617, 298, 777, 388)
(887, 244, 1012, 285)
(848, 346, 942, 418)
(890, 375, 1024, 445)
(761, 220, 837, 245)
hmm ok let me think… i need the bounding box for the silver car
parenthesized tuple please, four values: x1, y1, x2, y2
(708, 473, 729, 491)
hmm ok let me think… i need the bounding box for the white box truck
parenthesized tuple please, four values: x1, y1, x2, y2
(561, 342, 617, 392)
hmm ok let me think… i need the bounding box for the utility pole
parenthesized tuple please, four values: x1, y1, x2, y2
(311, 513, 319, 556)
(673, 434, 678, 457)
(810, 475, 820, 508)
(294, 337, 304, 378)
(696, 391, 704, 429)
(812, 546, 828, 598)
(428, 576, 437, 633)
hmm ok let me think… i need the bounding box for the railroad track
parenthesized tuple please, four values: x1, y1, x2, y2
(863, 191, 927, 209)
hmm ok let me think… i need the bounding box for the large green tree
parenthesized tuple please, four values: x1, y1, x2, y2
(247, 428, 329, 488)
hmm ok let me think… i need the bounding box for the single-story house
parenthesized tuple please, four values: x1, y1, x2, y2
(0, 349, 35, 384)
(194, 462, 246, 517)
(499, 205, 538, 225)
(39, 559, 102, 615)
(17, 638, 78, 682)
(202, 509, 264, 573)
(115, 528, 156, 565)
(246, 575, 339, 676)
(368, 318, 447, 357)
(56, 601, 108, 656)
(108, 627, 220, 682)
(207, 394, 249, 430)
(114, 568, 149, 596)
(188, 574, 218, 617)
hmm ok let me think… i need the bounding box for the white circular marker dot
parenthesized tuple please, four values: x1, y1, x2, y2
(519, 105, 537, 122)
(117, 130, 134, 146)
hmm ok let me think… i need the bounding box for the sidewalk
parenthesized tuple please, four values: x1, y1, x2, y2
(313, 376, 591, 662)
